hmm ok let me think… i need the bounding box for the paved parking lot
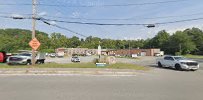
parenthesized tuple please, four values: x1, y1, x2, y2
(45, 56, 203, 70)
(45, 56, 96, 64)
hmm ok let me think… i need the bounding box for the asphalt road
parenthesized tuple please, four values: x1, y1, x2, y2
(0, 69, 203, 100)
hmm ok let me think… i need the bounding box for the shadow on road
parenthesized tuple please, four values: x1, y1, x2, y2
(147, 64, 183, 71)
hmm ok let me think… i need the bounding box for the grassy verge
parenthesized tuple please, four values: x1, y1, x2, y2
(0, 63, 149, 70)
(116, 56, 141, 60)
(184, 54, 203, 59)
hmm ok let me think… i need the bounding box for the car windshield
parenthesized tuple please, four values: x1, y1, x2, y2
(174, 57, 186, 60)
(18, 53, 31, 57)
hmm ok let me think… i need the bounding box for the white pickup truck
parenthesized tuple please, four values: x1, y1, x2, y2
(156, 56, 199, 71)
(7, 52, 46, 65)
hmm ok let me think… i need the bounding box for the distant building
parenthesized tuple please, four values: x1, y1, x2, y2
(56, 48, 105, 56)
(107, 48, 161, 56)
(56, 48, 162, 56)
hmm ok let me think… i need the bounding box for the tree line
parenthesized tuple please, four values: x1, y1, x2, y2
(0, 28, 203, 55)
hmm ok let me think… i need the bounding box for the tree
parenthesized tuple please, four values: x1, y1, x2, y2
(150, 30, 170, 48)
(81, 36, 101, 49)
(69, 36, 81, 48)
(168, 31, 196, 55)
(183, 28, 203, 54)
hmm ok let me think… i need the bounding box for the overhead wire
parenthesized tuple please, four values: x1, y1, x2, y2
(1, 14, 203, 26)
(42, 18, 148, 26)
(40, 19, 88, 38)
(37, 0, 188, 7)
(40, 17, 203, 26)
(41, 12, 203, 21)
(155, 17, 203, 24)
(52, 0, 112, 36)
(0, 0, 188, 7)
(1, 11, 203, 21)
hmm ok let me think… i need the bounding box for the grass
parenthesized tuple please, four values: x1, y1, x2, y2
(0, 62, 149, 70)
(184, 54, 203, 59)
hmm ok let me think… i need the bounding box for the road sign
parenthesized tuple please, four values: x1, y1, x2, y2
(29, 38, 41, 50)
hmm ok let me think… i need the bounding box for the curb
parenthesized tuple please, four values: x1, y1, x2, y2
(0, 69, 142, 76)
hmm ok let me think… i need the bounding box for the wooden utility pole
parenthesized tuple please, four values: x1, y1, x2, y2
(31, 0, 37, 65)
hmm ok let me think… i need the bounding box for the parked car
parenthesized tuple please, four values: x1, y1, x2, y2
(71, 56, 80, 62)
(7, 52, 46, 65)
(50, 53, 56, 58)
(56, 52, 64, 58)
(0, 51, 7, 63)
(156, 56, 199, 71)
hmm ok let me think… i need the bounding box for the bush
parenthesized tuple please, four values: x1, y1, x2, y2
(92, 58, 100, 64)
(92, 56, 116, 64)
(175, 52, 181, 56)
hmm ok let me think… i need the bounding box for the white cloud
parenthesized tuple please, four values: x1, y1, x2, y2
(50, 21, 57, 25)
(71, 11, 81, 18)
(11, 14, 24, 18)
(38, 12, 47, 16)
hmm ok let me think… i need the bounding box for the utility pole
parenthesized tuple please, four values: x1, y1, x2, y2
(31, 0, 37, 65)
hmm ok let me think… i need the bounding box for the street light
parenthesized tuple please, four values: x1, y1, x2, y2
(146, 24, 155, 28)
(12, 16, 24, 19)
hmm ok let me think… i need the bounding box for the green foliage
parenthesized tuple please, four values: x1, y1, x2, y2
(0, 63, 148, 70)
(175, 52, 182, 56)
(168, 31, 196, 55)
(0, 28, 203, 55)
(92, 58, 100, 64)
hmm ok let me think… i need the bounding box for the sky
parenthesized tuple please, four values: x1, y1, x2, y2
(1, 0, 203, 40)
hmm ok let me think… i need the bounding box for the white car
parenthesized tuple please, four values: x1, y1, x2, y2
(156, 56, 199, 71)
(71, 56, 80, 62)
(50, 53, 56, 58)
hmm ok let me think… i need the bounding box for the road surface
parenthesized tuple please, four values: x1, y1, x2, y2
(0, 68, 203, 100)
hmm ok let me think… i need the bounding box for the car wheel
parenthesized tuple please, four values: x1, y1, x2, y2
(26, 60, 31, 65)
(158, 62, 162, 67)
(191, 69, 198, 71)
(175, 64, 182, 71)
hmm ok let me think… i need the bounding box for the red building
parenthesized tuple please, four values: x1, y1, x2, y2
(107, 48, 161, 56)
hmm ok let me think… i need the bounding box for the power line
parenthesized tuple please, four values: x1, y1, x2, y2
(1, 15, 203, 26)
(1, 11, 203, 21)
(41, 18, 148, 26)
(40, 19, 88, 38)
(0, 0, 188, 7)
(41, 17, 203, 26)
(42, 12, 203, 21)
(0, 12, 31, 15)
(155, 17, 203, 24)
(0, 3, 31, 6)
(38, 0, 188, 7)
